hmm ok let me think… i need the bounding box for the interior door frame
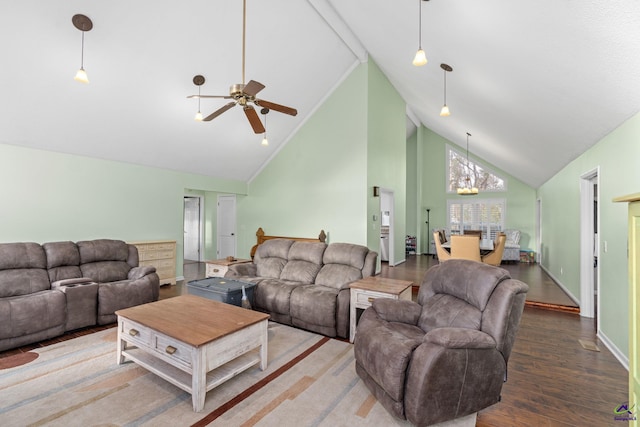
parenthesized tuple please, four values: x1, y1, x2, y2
(379, 188, 396, 266)
(579, 167, 600, 323)
(183, 194, 205, 262)
(216, 194, 237, 258)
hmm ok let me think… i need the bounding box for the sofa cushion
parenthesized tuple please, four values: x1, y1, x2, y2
(280, 241, 326, 283)
(78, 240, 131, 282)
(254, 278, 301, 315)
(0, 243, 50, 297)
(290, 284, 339, 329)
(0, 290, 66, 339)
(43, 241, 82, 282)
(419, 259, 509, 311)
(315, 243, 369, 289)
(254, 239, 294, 279)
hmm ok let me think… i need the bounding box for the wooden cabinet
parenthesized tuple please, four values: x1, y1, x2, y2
(129, 240, 176, 285)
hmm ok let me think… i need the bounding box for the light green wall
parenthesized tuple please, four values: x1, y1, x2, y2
(417, 126, 537, 254)
(0, 143, 246, 278)
(237, 64, 369, 257)
(538, 110, 640, 360)
(366, 60, 407, 264)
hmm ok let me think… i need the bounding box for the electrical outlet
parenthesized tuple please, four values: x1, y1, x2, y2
(560, 267, 563, 275)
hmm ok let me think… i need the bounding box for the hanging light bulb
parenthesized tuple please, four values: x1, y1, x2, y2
(440, 63, 452, 116)
(261, 108, 269, 146)
(72, 14, 93, 84)
(192, 75, 205, 121)
(412, 0, 428, 66)
(457, 132, 479, 196)
(194, 85, 203, 121)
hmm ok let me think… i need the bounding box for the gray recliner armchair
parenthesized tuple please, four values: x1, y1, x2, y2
(354, 259, 528, 426)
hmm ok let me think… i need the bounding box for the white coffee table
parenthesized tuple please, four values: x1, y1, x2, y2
(116, 295, 269, 412)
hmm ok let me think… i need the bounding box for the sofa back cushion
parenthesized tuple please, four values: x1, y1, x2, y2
(280, 241, 327, 283)
(78, 239, 131, 283)
(315, 243, 369, 289)
(254, 239, 294, 279)
(43, 241, 82, 282)
(0, 242, 50, 297)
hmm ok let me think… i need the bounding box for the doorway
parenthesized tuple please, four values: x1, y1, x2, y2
(379, 189, 395, 266)
(183, 196, 203, 262)
(579, 168, 599, 328)
(217, 194, 237, 259)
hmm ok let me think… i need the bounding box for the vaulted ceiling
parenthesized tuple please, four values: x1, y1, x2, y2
(1, 1, 639, 188)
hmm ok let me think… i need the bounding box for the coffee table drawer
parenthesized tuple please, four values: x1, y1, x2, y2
(121, 319, 152, 347)
(153, 334, 192, 367)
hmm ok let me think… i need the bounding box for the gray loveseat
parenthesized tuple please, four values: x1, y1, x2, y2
(0, 239, 160, 352)
(225, 239, 377, 338)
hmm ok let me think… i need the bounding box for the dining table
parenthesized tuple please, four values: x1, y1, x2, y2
(442, 239, 495, 255)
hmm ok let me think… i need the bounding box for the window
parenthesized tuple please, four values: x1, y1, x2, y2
(447, 145, 506, 193)
(447, 198, 506, 240)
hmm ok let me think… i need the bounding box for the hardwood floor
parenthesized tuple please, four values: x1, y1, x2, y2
(1, 257, 627, 427)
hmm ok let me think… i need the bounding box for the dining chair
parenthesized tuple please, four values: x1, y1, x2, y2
(463, 229, 483, 238)
(433, 231, 452, 262)
(482, 232, 507, 266)
(450, 235, 481, 261)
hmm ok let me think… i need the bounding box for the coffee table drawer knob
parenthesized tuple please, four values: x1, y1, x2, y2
(165, 345, 177, 355)
(129, 329, 139, 337)
(367, 297, 375, 303)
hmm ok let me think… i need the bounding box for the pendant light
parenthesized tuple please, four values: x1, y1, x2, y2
(192, 75, 205, 121)
(72, 14, 93, 84)
(412, 0, 429, 66)
(457, 132, 479, 196)
(261, 108, 269, 146)
(440, 63, 452, 116)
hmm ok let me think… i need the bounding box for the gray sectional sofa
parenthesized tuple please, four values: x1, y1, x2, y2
(0, 239, 160, 352)
(225, 239, 377, 338)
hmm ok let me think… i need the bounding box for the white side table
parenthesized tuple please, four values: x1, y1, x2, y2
(349, 277, 413, 343)
(205, 258, 251, 278)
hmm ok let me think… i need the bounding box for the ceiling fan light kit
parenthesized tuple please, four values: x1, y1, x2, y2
(457, 132, 478, 196)
(187, 0, 297, 136)
(261, 108, 269, 146)
(72, 14, 93, 84)
(412, 0, 429, 66)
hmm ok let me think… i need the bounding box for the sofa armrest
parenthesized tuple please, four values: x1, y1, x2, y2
(424, 327, 496, 349)
(128, 265, 157, 280)
(226, 263, 257, 278)
(52, 277, 96, 289)
(371, 299, 422, 325)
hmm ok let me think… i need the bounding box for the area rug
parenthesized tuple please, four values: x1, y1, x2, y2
(0, 322, 474, 427)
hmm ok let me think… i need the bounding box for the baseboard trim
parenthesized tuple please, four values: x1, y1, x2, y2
(538, 265, 580, 305)
(597, 330, 629, 371)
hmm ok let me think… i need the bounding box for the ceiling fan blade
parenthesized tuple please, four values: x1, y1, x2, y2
(203, 102, 236, 121)
(187, 95, 233, 99)
(244, 106, 265, 134)
(242, 80, 265, 97)
(255, 99, 298, 116)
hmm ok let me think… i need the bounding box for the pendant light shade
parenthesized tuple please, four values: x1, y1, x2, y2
(412, 0, 429, 67)
(72, 14, 93, 84)
(457, 132, 479, 196)
(440, 63, 452, 117)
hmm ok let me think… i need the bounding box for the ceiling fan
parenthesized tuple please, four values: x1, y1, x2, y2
(187, 0, 297, 134)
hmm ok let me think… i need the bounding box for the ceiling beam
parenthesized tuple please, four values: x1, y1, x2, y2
(308, 0, 367, 62)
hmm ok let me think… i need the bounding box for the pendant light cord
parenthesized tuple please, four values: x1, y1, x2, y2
(242, 0, 246, 86)
(418, 0, 422, 49)
(80, 28, 85, 68)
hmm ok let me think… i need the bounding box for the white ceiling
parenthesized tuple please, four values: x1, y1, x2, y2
(1, 0, 639, 188)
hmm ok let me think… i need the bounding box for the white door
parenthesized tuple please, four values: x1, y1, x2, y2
(217, 195, 237, 258)
(183, 197, 201, 261)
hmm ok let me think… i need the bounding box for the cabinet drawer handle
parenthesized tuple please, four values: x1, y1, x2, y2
(367, 297, 375, 303)
(165, 346, 177, 355)
(129, 329, 139, 337)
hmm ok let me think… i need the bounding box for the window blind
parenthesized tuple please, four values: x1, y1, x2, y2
(447, 198, 506, 240)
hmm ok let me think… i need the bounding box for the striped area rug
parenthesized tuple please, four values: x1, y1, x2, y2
(0, 322, 474, 427)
